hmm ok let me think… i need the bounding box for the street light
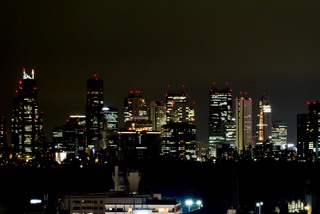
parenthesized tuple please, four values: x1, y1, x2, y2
(185, 199, 193, 212)
(256, 202, 263, 214)
(196, 200, 203, 209)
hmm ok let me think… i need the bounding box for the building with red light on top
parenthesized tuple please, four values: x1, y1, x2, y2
(208, 82, 233, 158)
(124, 90, 148, 123)
(86, 74, 104, 155)
(11, 68, 43, 160)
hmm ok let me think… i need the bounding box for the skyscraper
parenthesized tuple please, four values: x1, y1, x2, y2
(257, 94, 272, 144)
(297, 101, 320, 160)
(102, 106, 119, 132)
(123, 90, 151, 131)
(162, 88, 196, 160)
(208, 83, 233, 157)
(149, 100, 166, 131)
(235, 94, 252, 153)
(166, 89, 195, 124)
(271, 120, 288, 150)
(0, 115, 7, 158)
(53, 115, 86, 159)
(11, 68, 43, 160)
(85, 74, 104, 153)
(124, 90, 148, 122)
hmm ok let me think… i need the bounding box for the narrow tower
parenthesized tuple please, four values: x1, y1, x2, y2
(235, 93, 252, 154)
(208, 82, 233, 157)
(85, 74, 104, 154)
(257, 94, 272, 144)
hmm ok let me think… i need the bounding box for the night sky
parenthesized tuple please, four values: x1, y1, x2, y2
(1, 0, 320, 144)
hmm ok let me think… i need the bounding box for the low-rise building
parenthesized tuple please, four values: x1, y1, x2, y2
(58, 192, 181, 214)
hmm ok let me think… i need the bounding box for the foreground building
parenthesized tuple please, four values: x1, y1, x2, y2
(58, 192, 181, 214)
(57, 166, 181, 214)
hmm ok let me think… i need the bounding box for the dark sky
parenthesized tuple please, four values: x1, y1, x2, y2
(1, 0, 320, 144)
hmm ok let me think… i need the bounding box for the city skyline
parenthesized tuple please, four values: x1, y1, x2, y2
(1, 0, 320, 144)
(0, 70, 296, 145)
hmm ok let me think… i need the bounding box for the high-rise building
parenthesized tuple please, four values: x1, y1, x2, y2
(208, 83, 233, 157)
(166, 90, 187, 123)
(0, 115, 7, 158)
(85, 74, 104, 153)
(117, 130, 162, 162)
(297, 113, 316, 160)
(297, 101, 320, 160)
(235, 94, 252, 154)
(124, 90, 148, 122)
(271, 120, 288, 150)
(149, 100, 166, 131)
(102, 106, 119, 132)
(257, 94, 272, 144)
(11, 68, 43, 160)
(53, 115, 86, 159)
(162, 88, 196, 160)
(165, 89, 195, 124)
(123, 90, 152, 131)
(161, 122, 197, 161)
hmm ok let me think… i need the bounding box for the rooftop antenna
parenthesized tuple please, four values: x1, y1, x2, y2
(23, 68, 35, 79)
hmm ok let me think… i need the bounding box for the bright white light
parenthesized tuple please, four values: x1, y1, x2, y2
(136, 210, 150, 214)
(185, 199, 193, 206)
(30, 199, 42, 204)
(196, 200, 202, 206)
(256, 202, 263, 207)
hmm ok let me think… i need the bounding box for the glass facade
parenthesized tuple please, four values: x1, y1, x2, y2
(208, 85, 233, 157)
(235, 96, 252, 153)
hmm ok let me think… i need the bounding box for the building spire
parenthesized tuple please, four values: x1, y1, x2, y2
(23, 68, 35, 79)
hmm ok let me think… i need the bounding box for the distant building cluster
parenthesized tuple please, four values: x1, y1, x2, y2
(1, 69, 320, 164)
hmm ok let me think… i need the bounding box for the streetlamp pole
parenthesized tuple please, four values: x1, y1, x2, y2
(256, 202, 263, 214)
(185, 199, 193, 213)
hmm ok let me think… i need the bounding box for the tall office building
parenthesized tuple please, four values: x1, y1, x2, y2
(86, 74, 104, 152)
(166, 89, 195, 124)
(166, 90, 187, 123)
(257, 94, 272, 144)
(297, 113, 316, 160)
(271, 120, 288, 150)
(208, 83, 233, 157)
(123, 90, 151, 131)
(149, 100, 166, 131)
(11, 69, 43, 159)
(53, 115, 87, 159)
(102, 106, 119, 132)
(235, 94, 252, 153)
(161, 122, 197, 161)
(0, 115, 7, 158)
(162, 88, 196, 160)
(297, 101, 320, 160)
(124, 90, 148, 122)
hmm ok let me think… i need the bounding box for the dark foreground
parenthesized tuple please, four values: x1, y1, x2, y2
(0, 160, 318, 213)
